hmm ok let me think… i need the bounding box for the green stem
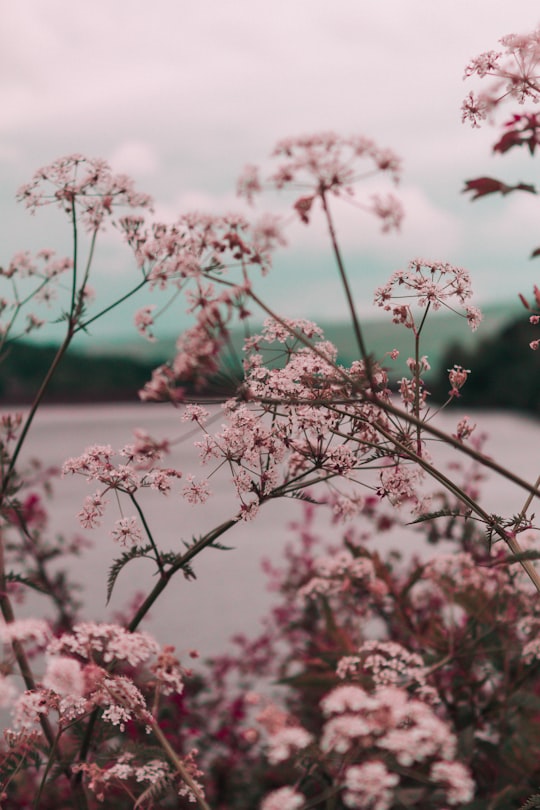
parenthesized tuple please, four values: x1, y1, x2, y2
(128, 493, 164, 575)
(413, 302, 430, 456)
(75, 278, 148, 334)
(128, 517, 239, 632)
(149, 720, 211, 810)
(319, 190, 376, 390)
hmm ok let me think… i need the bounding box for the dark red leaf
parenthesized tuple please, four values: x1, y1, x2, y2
(463, 177, 537, 200)
(462, 177, 511, 200)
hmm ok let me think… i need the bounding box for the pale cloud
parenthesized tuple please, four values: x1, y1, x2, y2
(275, 184, 461, 259)
(107, 141, 160, 178)
(2, 0, 540, 345)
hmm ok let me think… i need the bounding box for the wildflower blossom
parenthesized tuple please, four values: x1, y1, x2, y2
(343, 761, 399, 810)
(0, 619, 51, 648)
(16, 155, 152, 231)
(266, 726, 313, 764)
(430, 760, 475, 804)
(463, 28, 540, 126)
(111, 516, 144, 546)
(43, 656, 84, 698)
(260, 786, 304, 810)
(375, 259, 481, 329)
(448, 364, 471, 397)
(237, 132, 403, 231)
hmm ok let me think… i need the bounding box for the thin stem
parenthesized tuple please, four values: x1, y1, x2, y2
(149, 720, 211, 810)
(33, 729, 62, 809)
(128, 493, 164, 575)
(75, 278, 148, 333)
(413, 302, 430, 456)
(0, 330, 73, 502)
(70, 199, 78, 314)
(128, 517, 239, 632)
(319, 190, 376, 390)
(0, 531, 57, 750)
(75, 515, 240, 783)
(371, 419, 540, 593)
(517, 472, 540, 526)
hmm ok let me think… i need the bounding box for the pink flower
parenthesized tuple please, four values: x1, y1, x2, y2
(463, 28, 540, 126)
(343, 761, 399, 810)
(134, 305, 156, 341)
(182, 474, 210, 504)
(266, 726, 313, 764)
(260, 787, 304, 810)
(43, 656, 84, 698)
(16, 155, 152, 232)
(237, 163, 262, 204)
(430, 760, 475, 805)
(111, 517, 143, 546)
(448, 365, 471, 398)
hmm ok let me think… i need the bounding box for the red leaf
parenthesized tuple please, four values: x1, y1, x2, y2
(462, 177, 511, 200)
(463, 177, 537, 200)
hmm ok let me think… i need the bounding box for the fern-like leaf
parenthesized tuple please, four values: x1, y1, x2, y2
(133, 775, 172, 808)
(408, 509, 465, 525)
(519, 793, 540, 809)
(283, 490, 323, 505)
(5, 572, 47, 594)
(499, 550, 540, 566)
(106, 545, 155, 604)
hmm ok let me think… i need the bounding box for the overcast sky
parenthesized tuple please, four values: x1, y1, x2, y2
(2, 1, 540, 346)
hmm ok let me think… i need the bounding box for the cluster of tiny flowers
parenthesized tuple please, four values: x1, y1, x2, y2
(0, 618, 51, 648)
(522, 284, 540, 349)
(448, 364, 471, 398)
(16, 155, 152, 231)
(62, 441, 182, 537)
(0, 412, 23, 444)
(374, 258, 482, 330)
(260, 680, 474, 808)
(342, 760, 399, 810)
(121, 212, 288, 392)
(299, 551, 376, 600)
(260, 786, 304, 810)
(121, 211, 281, 286)
(74, 753, 173, 803)
(1, 249, 72, 282)
(237, 131, 403, 231)
(47, 622, 161, 667)
(337, 640, 431, 695)
(266, 725, 313, 765)
(181, 314, 436, 520)
(12, 624, 185, 739)
(462, 28, 540, 126)
(430, 760, 476, 805)
(0, 250, 73, 340)
(423, 551, 513, 598)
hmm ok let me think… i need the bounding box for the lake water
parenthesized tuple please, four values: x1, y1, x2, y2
(13, 404, 540, 658)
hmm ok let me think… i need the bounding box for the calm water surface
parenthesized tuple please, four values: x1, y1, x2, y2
(14, 404, 540, 657)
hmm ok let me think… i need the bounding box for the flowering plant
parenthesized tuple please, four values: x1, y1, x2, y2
(0, 25, 539, 810)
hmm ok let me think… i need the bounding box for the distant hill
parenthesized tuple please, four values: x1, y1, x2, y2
(4, 300, 529, 407)
(431, 315, 540, 416)
(0, 342, 157, 405)
(77, 300, 521, 378)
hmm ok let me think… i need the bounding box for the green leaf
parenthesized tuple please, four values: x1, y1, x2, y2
(283, 490, 322, 505)
(4, 572, 48, 594)
(106, 545, 155, 604)
(408, 508, 464, 525)
(519, 793, 540, 810)
(501, 550, 540, 565)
